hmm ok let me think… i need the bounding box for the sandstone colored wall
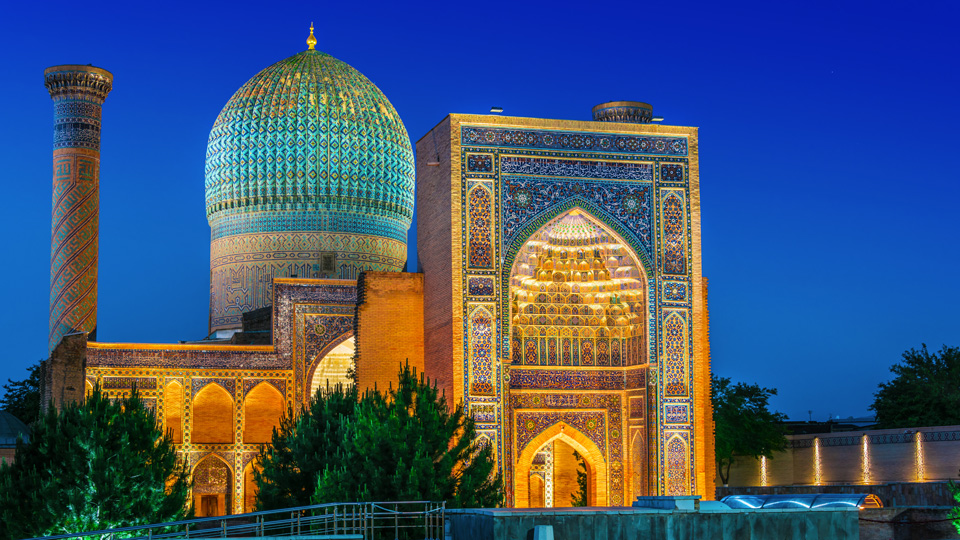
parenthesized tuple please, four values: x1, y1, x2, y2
(553, 439, 581, 507)
(416, 118, 456, 403)
(725, 425, 960, 497)
(355, 272, 425, 393)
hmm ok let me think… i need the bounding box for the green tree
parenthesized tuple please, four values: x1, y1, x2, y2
(254, 382, 358, 510)
(950, 477, 960, 535)
(0, 361, 41, 425)
(570, 451, 588, 507)
(313, 364, 502, 508)
(711, 374, 787, 486)
(870, 344, 960, 429)
(0, 387, 190, 539)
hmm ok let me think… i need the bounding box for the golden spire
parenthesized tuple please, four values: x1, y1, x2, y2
(306, 22, 317, 50)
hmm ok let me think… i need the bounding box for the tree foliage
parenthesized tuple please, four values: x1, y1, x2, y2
(711, 374, 787, 486)
(313, 364, 502, 508)
(570, 450, 588, 507)
(254, 382, 358, 510)
(870, 344, 960, 429)
(950, 478, 960, 535)
(0, 387, 190, 539)
(0, 361, 41, 425)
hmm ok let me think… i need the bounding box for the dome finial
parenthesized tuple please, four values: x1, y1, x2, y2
(307, 22, 317, 50)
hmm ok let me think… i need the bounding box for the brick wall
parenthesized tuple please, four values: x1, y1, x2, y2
(415, 118, 456, 403)
(553, 439, 581, 507)
(355, 272, 425, 392)
(41, 332, 88, 411)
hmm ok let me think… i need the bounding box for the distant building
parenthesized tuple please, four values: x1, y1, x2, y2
(41, 28, 713, 515)
(784, 417, 877, 435)
(0, 412, 30, 464)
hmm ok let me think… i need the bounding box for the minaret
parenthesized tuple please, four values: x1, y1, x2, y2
(44, 65, 112, 353)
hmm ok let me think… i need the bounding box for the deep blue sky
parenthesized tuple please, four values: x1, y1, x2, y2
(2, 1, 957, 421)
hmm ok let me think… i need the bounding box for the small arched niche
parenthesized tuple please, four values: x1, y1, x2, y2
(243, 382, 284, 444)
(192, 383, 234, 444)
(164, 381, 183, 444)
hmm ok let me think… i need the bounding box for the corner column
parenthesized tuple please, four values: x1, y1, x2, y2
(43, 65, 113, 353)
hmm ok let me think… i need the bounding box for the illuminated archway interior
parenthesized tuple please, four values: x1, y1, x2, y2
(510, 209, 646, 366)
(309, 337, 355, 396)
(515, 422, 607, 508)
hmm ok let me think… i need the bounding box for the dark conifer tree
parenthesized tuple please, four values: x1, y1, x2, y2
(570, 451, 588, 507)
(0, 362, 41, 425)
(254, 382, 358, 510)
(313, 363, 502, 508)
(0, 387, 190, 539)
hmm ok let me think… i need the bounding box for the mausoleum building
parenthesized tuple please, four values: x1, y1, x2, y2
(40, 29, 713, 516)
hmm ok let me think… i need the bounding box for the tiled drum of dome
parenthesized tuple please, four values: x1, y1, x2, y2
(205, 49, 414, 331)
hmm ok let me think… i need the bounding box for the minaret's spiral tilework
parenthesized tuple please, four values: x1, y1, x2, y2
(44, 65, 113, 353)
(205, 49, 414, 331)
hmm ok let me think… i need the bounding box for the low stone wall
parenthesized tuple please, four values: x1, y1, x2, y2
(446, 507, 858, 540)
(718, 482, 956, 507)
(859, 507, 959, 540)
(726, 425, 960, 487)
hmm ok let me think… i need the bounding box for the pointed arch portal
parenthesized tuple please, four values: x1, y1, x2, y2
(514, 422, 607, 508)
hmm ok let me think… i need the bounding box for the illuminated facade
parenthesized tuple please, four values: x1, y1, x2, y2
(417, 110, 714, 507)
(41, 33, 713, 516)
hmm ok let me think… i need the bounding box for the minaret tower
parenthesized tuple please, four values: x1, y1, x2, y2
(43, 65, 113, 353)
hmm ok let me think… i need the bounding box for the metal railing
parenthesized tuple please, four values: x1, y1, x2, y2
(26, 501, 446, 540)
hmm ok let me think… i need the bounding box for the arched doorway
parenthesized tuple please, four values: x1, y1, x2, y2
(308, 336, 355, 397)
(193, 455, 232, 517)
(515, 422, 607, 508)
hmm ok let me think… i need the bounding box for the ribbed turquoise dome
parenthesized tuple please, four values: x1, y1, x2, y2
(204, 49, 414, 230)
(204, 48, 415, 332)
